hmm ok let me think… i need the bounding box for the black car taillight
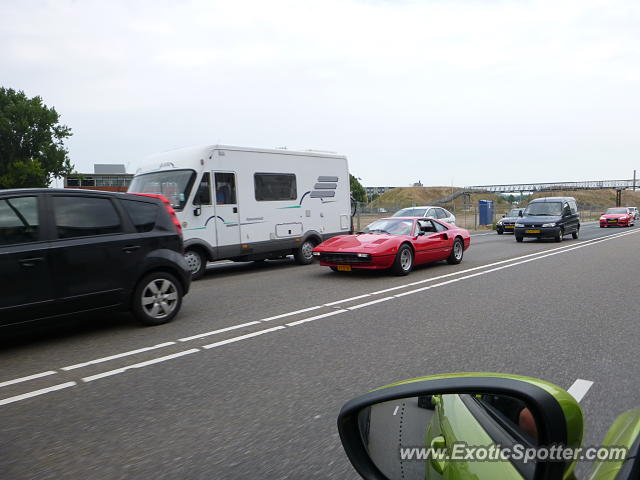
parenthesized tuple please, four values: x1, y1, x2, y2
(129, 193, 182, 236)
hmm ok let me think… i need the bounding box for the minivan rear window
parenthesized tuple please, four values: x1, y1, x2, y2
(121, 199, 158, 232)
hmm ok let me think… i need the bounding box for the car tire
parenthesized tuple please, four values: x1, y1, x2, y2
(447, 238, 464, 265)
(572, 229, 579, 239)
(132, 271, 183, 326)
(330, 266, 339, 272)
(294, 239, 317, 265)
(184, 248, 207, 280)
(555, 228, 563, 242)
(516, 235, 524, 242)
(390, 244, 413, 276)
(497, 228, 504, 235)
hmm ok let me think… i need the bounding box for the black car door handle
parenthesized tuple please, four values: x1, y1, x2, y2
(122, 245, 141, 253)
(18, 257, 44, 268)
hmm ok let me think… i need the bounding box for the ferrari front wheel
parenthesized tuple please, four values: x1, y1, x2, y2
(391, 244, 413, 276)
(447, 238, 464, 265)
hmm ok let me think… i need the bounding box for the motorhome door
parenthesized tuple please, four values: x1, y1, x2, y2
(213, 172, 241, 255)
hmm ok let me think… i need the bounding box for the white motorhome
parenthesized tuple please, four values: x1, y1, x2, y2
(128, 145, 352, 279)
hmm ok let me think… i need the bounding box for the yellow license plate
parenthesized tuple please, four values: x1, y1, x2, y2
(525, 229, 541, 234)
(608, 219, 617, 222)
(505, 225, 514, 229)
(337, 265, 352, 272)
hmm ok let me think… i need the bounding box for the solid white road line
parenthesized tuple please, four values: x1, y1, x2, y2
(324, 294, 371, 306)
(178, 321, 261, 342)
(62, 342, 177, 371)
(0, 370, 57, 389)
(286, 310, 347, 327)
(567, 379, 594, 402)
(389, 229, 638, 300)
(260, 305, 324, 322)
(202, 326, 286, 349)
(0, 382, 77, 406)
(81, 349, 201, 383)
(346, 297, 395, 310)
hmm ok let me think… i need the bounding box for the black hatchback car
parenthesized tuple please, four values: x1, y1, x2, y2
(514, 196, 580, 242)
(0, 189, 190, 328)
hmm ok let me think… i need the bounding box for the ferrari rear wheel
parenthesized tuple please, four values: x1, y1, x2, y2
(391, 245, 413, 276)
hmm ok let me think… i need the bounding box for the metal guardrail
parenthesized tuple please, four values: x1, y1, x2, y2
(464, 179, 637, 193)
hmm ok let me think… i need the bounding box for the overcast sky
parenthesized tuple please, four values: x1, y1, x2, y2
(2, 0, 639, 187)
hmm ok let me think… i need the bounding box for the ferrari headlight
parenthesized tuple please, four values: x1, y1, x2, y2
(312, 251, 320, 256)
(542, 223, 556, 227)
(515, 223, 524, 227)
(356, 253, 371, 258)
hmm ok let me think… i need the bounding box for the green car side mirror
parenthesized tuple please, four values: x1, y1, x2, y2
(337, 373, 584, 480)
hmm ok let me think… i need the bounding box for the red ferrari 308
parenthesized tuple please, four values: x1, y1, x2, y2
(312, 217, 471, 276)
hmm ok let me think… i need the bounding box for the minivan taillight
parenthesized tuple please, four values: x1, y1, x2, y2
(129, 193, 182, 236)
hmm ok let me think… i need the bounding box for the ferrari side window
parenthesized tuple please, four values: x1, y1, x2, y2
(433, 221, 448, 232)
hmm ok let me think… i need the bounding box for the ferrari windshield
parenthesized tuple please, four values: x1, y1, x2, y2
(606, 208, 627, 214)
(128, 169, 195, 210)
(524, 202, 562, 216)
(392, 208, 427, 217)
(362, 218, 413, 235)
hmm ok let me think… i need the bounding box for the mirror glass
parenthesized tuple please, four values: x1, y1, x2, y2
(357, 393, 539, 480)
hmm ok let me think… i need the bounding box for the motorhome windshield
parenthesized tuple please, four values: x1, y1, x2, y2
(524, 202, 563, 216)
(128, 170, 195, 210)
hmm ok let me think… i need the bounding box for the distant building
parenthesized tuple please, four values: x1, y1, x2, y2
(365, 186, 396, 197)
(412, 180, 423, 187)
(64, 164, 133, 192)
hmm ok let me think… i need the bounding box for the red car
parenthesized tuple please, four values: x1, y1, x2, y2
(600, 207, 635, 228)
(312, 217, 471, 275)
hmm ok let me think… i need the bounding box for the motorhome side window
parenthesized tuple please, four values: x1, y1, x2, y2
(215, 172, 237, 205)
(254, 173, 297, 201)
(194, 173, 212, 205)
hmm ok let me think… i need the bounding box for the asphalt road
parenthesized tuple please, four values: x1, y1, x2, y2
(1, 222, 638, 479)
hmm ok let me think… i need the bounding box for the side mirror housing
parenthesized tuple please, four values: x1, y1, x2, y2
(338, 373, 583, 480)
(518, 211, 524, 217)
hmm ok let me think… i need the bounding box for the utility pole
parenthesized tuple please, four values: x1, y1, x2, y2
(634, 169, 637, 191)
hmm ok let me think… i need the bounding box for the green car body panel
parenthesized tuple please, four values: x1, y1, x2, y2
(373, 372, 584, 480)
(589, 408, 640, 480)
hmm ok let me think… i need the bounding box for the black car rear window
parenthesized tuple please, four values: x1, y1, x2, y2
(53, 196, 122, 239)
(121, 199, 158, 232)
(0, 196, 39, 246)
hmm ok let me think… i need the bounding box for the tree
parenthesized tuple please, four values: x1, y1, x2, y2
(0, 87, 74, 188)
(350, 174, 367, 203)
